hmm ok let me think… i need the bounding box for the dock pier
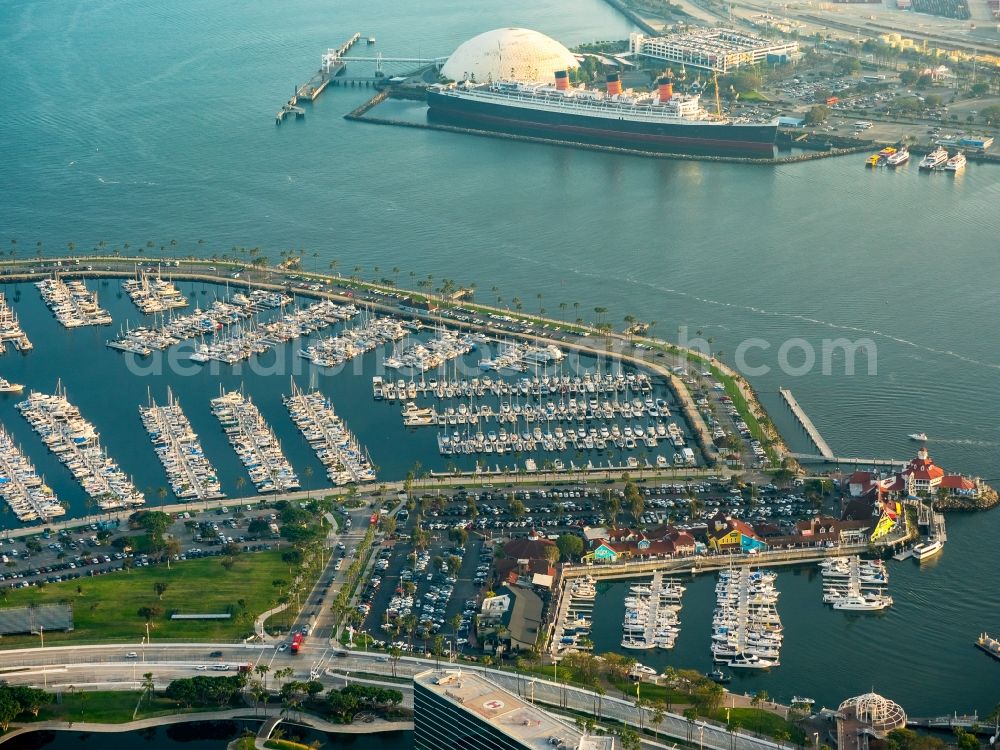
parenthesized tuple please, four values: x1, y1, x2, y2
(276, 33, 362, 123)
(779, 387, 834, 459)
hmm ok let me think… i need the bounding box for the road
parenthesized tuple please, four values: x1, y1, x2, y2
(0, 643, 786, 750)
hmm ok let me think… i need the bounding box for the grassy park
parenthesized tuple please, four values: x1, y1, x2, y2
(0, 550, 289, 647)
(31, 690, 208, 724)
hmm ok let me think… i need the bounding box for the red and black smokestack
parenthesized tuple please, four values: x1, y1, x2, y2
(555, 70, 569, 91)
(605, 72, 622, 96)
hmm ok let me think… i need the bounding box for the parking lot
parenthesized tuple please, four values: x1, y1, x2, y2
(0, 503, 284, 591)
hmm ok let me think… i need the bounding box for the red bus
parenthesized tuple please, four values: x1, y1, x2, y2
(290, 632, 304, 654)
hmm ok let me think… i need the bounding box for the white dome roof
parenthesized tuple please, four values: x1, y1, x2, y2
(442, 28, 579, 84)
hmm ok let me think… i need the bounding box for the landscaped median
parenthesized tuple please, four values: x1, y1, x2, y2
(0, 550, 289, 647)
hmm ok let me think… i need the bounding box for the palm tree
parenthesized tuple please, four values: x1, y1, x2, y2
(255, 663, 270, 692)
(236, 476, 246, 497)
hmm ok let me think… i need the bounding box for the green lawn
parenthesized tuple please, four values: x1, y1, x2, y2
(32, 690, 209, 724)
(707, 707, 807, 745)
(0, 550, 290, 647)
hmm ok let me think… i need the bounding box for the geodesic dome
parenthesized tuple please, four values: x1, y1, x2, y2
(441, 28, 579, 84)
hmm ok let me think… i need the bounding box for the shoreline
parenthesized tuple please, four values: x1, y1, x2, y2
(0, 707, 411, 746)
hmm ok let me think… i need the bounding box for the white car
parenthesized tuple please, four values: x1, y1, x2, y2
(125, 652, 138, 659)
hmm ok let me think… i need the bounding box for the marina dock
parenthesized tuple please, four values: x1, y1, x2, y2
(36, 276, 112, 328)
(0, 293, 32, 353)
(15, 387, 144, 510)
(779, 387, 834, 459)
(210, 390, 299, 494)
(277, 33, 362, 123)
(140, 388, 224, 501)
(284, 382, 375, 485)
(0, 425, 63, 522)
(122, 269, 188, 315)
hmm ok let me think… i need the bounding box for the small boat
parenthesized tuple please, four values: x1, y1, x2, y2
(913, 539, 944, 561)
(367, 36, 376, 44)
(707, 669, 732, 684)
(909, 432, 928, 442)
(0, 378, 24, 393)
(791, 696, 815, 706)
(975, 632, 1000, 662)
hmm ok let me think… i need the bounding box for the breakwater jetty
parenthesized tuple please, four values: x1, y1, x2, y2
(779, 386, 834, 459)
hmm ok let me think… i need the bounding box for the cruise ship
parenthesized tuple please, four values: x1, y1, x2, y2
(427, 73, 778, 156)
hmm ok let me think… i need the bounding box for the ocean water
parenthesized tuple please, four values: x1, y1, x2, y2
(2, 0, 999, 718)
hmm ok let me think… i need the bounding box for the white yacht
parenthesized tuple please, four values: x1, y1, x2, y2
(913, 539, 944, 561)
(0, 378, 24, 393)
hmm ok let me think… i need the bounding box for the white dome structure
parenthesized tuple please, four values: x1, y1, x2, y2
(441, 28, 579, 84)
(838, 693, 906, 737)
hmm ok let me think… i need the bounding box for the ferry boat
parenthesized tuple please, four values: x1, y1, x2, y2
(918, 146, 948, 171)
(886, 147, 909, 166)
(975, 632, 1000, 661)
(427, 73, 778, 157)
(945, 152, 966, 172)
(913, 538, 944, 561)
(866, 146, 896, 167)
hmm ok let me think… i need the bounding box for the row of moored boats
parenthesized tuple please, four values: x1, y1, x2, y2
(15, 386, 145, 510)
(0, 425, 64, 522)
(865, 145, 966, 172)
(297, 315, 407, 369)
(711, 568, 783, 669)
(36, 277, 112, 328)
(374, 371, 656, 401)
(0, 293, 32, 353)
(621, 572, 686, 650)
(108, 290, 294, 354)
(210, 390, 300, 493)
(122, 271, 189, 314)
(284, 382, 376, 485)
(820, 556, 893, 611)
(140, 388, 225, 501)
(188, 300, 354, 365)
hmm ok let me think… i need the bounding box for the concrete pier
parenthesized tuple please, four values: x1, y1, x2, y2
(779, 387, 834, 459)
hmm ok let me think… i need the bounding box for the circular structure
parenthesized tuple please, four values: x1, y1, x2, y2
(441, 28, 579, 84)
(838, 693, 907, 736)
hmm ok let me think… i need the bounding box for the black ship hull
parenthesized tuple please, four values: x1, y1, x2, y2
(426, 90, 777, 157)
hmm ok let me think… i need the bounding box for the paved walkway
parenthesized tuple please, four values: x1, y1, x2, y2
(1, 706, 411, 745)
(255, 603, 291, 642)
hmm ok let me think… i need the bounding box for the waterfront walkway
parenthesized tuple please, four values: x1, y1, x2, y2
(0, 706, 411, 746)
(560, 544, 869, 581)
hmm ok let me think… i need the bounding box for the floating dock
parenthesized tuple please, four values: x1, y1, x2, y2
(779, 387, 834, 459)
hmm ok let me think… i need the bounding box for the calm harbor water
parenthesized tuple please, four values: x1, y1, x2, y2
(1, 0, 999, 721)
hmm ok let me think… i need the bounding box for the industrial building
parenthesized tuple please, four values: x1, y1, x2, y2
(414, 669, 615, 750)
(629, 30, 799, 73)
